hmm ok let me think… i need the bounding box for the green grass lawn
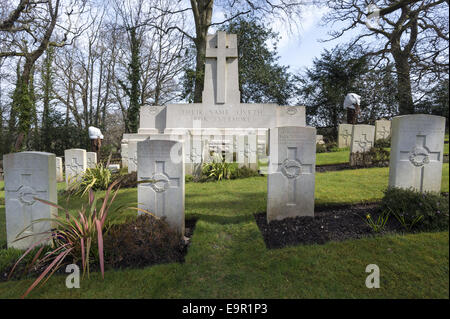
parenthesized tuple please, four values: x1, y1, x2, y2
(0, 164, 448, 298)
(316, 149, 350, 165)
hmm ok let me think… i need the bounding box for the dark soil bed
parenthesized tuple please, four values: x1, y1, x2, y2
(255, 203, 403, 249)
(1, 217, 197, 283)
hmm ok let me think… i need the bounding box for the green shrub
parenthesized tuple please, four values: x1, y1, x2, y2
(114, 171, 137, 188)
(374, 137, 391, 148)
(185, 174, 194, 182)
(230, 166, 260, 179)
(103, 214, 184, 269)
(201, 152, 234, 181)
(316, 143, 328, 153)
(0, 197, 4, 206)
(69, 163, 112, 195)
(325, 141, 338, 152)
(315, 141, 341, 153)
(8, 181, 121, 298)
(367, 147, 390, 165)
(381, 187, 449, 231)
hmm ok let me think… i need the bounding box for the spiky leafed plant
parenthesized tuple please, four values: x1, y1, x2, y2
(9, 180, 121, 298)
(202, 152, 233, 181)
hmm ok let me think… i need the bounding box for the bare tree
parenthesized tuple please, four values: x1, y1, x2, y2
(146, 0, 306, 102)
(109, 0, 188, 132)
(0, 0, 88, 150)
(320, 0, 449, 115)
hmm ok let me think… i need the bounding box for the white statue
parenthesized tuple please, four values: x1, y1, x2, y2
(343, 93, 361, 109)
(88, 126, 104, 140)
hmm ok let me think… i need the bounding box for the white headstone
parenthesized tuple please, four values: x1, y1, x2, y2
(127, 141, 138, 173)
(389, 114, 445, 193)
(316, 135, 325, 145)
(121, 143, 129, 168)
(267, 126, 316, 222)
(64, 149, 87, 185)
(3, 152, 57, 249)
(107, 164, 120, 173)
(137, 139, 185, 234)
(375, 119, 391, 141)
(86, 152, 97, 169)
(56, 157, 64, 182)
(338, 124, 353, 148)
(350, 125, 375, 153)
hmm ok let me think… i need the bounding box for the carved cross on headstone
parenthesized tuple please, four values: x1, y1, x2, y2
(141, 161, 180, 217)
(341, 128, 352, 146)
(67, 157, 83, 175)
(399, 135, 441, 192)
(378, 126, 390, 139)
(279, 147, 313, 205)
(5, 173, 47, 234)
(355, 133, 373, 152)
(205, 31, 238, 104)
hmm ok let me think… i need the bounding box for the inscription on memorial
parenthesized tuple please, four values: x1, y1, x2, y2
(180, 107, 264, 123)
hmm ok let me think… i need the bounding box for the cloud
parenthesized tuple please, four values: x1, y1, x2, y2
(269, 4, 330, 50)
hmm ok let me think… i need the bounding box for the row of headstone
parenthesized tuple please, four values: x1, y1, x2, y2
(64, 149, 99, 185)
(124, 131, 267, 174)
(338, 119, 392, 149)
(1, 115, 445, 250)
(2, 148, 98, 249)
(136, 126, 316, 233)
(135, 115, 445, 232)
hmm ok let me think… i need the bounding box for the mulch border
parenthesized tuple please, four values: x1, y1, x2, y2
(255, 203, 404, 249)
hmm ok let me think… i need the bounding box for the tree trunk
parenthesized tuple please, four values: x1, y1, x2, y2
(393, 54, 414, 115)
(193, 36, 206, 103)
(191, 0, 213, 103)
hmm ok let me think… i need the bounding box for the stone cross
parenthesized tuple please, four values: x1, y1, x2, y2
(205, 31, 238, 104)
(399, 135, 441, 192)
